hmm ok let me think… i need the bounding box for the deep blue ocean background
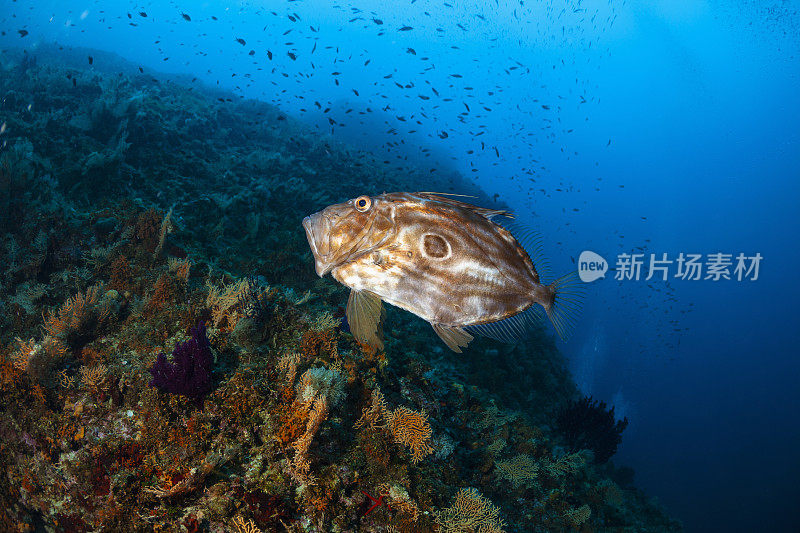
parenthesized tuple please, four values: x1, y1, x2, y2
(2, 1, 798, 531)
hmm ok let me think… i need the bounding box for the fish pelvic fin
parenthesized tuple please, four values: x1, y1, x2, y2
(545, 271, 585, 341)
(346, 289, 385, 350)
(431, 323, 474, 353)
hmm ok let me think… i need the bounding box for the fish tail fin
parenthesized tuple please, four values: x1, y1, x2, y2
(545, 271, 585, 341)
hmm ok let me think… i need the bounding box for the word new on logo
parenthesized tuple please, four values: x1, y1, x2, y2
(578, 250, 608, 283)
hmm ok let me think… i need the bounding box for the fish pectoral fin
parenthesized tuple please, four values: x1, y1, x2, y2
(431, 323, 474, 353)
(346, 289, 385, 350)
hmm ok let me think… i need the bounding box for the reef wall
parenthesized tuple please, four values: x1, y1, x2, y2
(0, 46, 680, 532)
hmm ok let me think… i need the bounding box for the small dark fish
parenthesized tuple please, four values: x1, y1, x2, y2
(373, 18, 383, 24)
(18, 29, 29, 37)
(181, 13, 191, 21)
(407, 48, 416, 55)
(399, 26, 413, 31)
(88, 56, 93, 64)
(139, 11, 147, 17)
(249, 50, 255, 56)
(267, 50, 273, 59)
(287, 52, 297, 60)
(236, 38, 246, 46)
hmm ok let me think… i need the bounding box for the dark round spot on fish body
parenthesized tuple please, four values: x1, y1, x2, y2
(422, 234, 450, 259)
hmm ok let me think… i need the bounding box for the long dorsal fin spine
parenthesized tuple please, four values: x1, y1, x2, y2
(416, 192, 514, 221)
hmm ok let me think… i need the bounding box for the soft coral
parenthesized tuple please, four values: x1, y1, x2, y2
(149, 322, 213, 400)
(556, 396, 628, 464)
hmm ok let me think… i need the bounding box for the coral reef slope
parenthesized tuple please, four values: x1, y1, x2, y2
(0, 46, 680, 532)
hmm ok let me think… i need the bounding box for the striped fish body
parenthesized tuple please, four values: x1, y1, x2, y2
(302, 192, 578, 352)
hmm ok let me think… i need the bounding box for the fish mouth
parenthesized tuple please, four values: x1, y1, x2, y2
(302, 213, 333, 277)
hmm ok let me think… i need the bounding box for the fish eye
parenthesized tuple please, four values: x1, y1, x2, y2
(354, 195, 371, 212)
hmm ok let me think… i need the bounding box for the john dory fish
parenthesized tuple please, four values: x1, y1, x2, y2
(302, 192, 583, 352)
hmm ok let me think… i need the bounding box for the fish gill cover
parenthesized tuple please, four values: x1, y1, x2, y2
(0, 46, 680, 532)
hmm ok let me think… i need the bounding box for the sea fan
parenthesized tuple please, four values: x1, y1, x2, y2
(149, 322, 213, 400)
(556, 396, 628, 464)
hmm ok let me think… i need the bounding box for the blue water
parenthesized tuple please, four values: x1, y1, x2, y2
(3, 1, 799, 531)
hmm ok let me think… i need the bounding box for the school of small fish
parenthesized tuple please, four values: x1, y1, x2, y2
(0, 1, 692, 354)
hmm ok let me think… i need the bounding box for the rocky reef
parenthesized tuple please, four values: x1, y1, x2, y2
(0, 45, 681, 532)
